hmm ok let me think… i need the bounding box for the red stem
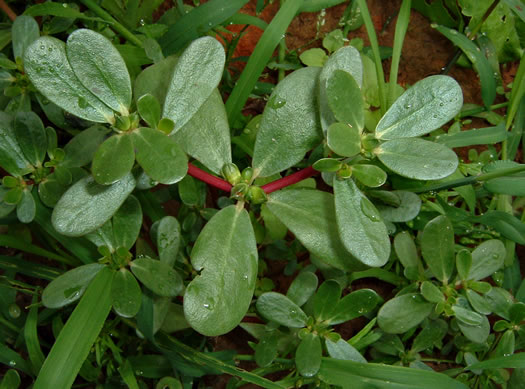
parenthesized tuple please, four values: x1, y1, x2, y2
(0, 0, 16, 21)
(261, 166, 319, 194)
(187, 163, 232, 192)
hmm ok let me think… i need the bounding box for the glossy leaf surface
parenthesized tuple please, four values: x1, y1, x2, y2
(252, 67, 322, 177)
(111, 268, 142, 318)
(130, 257, 183, 297)
(154, 216, 181, 267)
(333, 178, 390, 267)
(326, 339, 367, 363)
(377, 191, 421, 222)
(91, 134, 135, 185)
(0, 112, 32, 176)
(286, 271, 318, 307)
(377, 293, 434, 334)
(375, 75, 463, 140)
(351, 164, 387, 188)
(66, 29, 131, 114)
(112, 195, 142, 251)
(326, 122, 361, 157)
(12, 15, 39, 59)
(326, 70, 364, 130)
(13, 111, 47, 167)
(256, 292, 308, 328)
(467, 239, 506, 281)
(421, 215, 455, 283)
(296, 333, 322, 377)
(329, 289, 381, 325)
(184, 206, 258, 336)
(24, 36, 115, 123)
(376, 138, 458, 180)
(52, 173, 136, 237)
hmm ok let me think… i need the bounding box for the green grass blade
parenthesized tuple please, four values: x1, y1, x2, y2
(118, 359, 140, 389)
(356, 0, 387, 114)
(156, 332, 285, 389)
(506, 54, 525, 130)
(0, 235, 74, 266)
(33, 267, 113, 389)
(388, 0, 411, 107)
(24, 294, 45, 374)
(159, 0, 249, 56)
(0, 344, 32, 375)
(299, 0, 346, 12)
(225, 0, 304, 126)
(466, 352, 525, 370)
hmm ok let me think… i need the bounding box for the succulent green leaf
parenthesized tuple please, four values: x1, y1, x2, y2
(328, 289, 381, 325)
(112, 195, 142, 251)
(333, 178, 390, 267)
(255, 330, 279, 368)
(314, 280, 342, 321)
(62, 125, 111, 168)
(131, 127, 188, 185)
(326, 70, 364, 130)
(137, 94, 161, 128)
(12, 15, 39, 60)
(421, 281, 445, 303)
(296, 333, 322, 377)
(326, 339, 367, 363)
(421, 215, 455, 283)
(256, 292, 308, 328)
(252, 67, 322, 177)
(411, 319, 448, 353)
(377, 293, 434, 334)
(13, 111, 47, 167)
(466, 289, 492, 315)
(286, 272, 319, 307)
(171, 89, 231, 174)
(42, 263, 104, 308)
(453, 305, 484, 326)
(66, 29, 131, 114)
(377, 191, 421, 222)
(184, 206, 258, 336)
(351, 164, 387, 188)
(0, 369, 21, 389)
(376, 138, 458, 180)
(313, 158, 343, 172)
(52, 173, 136, 237)
(163, 36, 225, 132)
(0, 112, 33, 176)
(319, 46, 363, 132)
(393, 231, 419, 269)
(375, 75, 463, 140)
(91, 133, 135, 185)
(326, 122, 361, 157)
(134, 54, 178, 105)
(16, 189, 36, 223)
(267, 189, 365, 271)
(154, 216, 181, 267)
(130, 257, 183, 297)
(111, 268, 142, 318)
(24, 36, 115, 123)
(467, 239, 506, 281)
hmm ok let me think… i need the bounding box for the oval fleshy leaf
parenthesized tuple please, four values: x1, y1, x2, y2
(286, 271, 318, 307)
(252, 67, 322, 177)
(62, 125, 111, 168)
(377, 293, 434, 334)
(130, 257, 183, 297)
(184, 205, 258, 336)
(153, 216, 181, 267)
(163, 36, 225, 132)
(51, 173, 136, 237)
(171, 89, 231, 174)
(296, 333, 322, 377)
(375, 75, 462, 140)
(256, 292, 308, 328)
(66, 29, 131, 114)
(326, 69, 364, 131)
(42, 263, 104, 308)
(326, 122, 361, 157)
(0, 112, 33, 176)
(328, 289, 381, 325)
(421, 215, 455, 283)
(267, 189, 365, 272)
(376, 138, 458, 180)
(377, 191, 421, 222)
(467, 239, 506, 281)
(131, 127, 188, 185)
(16, 189, 36, 223)
(13, 111, 47, 167)
(111, 268, 142, 318)
(333, 178, 390, 267)
(137, 94, 161, 128)
(351, 164, 387, 188)
(112, 195, 142, 251)
(92, 133, 135, 185)
(12, 15, 39, 60)
(326, 339, 367, 363)
(24, 36, 115, 123)
(313, 280, 342, 321)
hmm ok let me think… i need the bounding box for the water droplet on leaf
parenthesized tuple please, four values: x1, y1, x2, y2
(360, 197, 381, 222)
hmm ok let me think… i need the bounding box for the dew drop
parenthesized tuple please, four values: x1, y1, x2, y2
(243, 275, 249, 280)
(404, 103, 412, 109)
(135, 370, 144, 376)
(8, 304, 21, 319)
(439, 102, 444, 107)
(492, 254, 499, 259)
(77, 96, 88, 109)
(40, 45, 45, 50)
(8, 360, 16, 367)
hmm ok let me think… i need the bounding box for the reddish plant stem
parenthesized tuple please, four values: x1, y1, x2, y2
(187, 163, 232, 192)
(0, 0, 16, 21)
(261, 166, 319, 194)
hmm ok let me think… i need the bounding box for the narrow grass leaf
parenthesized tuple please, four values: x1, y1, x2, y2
(435, 123, 507, 148)
(24, 295, 45, 374)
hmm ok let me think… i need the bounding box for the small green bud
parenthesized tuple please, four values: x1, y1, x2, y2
(114, 115, 131, 131)
(157, 118, 175, 134)
(129, 112, 141, 130)
(3, 187, 23, 205)
(230, 182, 249, 200)
(337, 164, 352, 179)
(245, 186, 268, 205)
(361, 133, 379, 152)
(241, 167, 254, 183)
(2, 176, 19, 188)
(222, 163, 241, 185)
(324, 331, 341, 343)
(298, 328, 310, 339)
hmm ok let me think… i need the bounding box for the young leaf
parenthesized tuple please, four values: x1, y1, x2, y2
(184, 205, 258, 336)
(130, 257, 183, 297)
(351, 164, 387, 188)
(421, 281, 445, 303)
(252, 67, 322, 177)
(171, 89, 232, 175)
(328, 289, 381, 325)
(91, 133, 135, 185)
(163, 36, 225, 133)
(112, 195, 142, 251)
(296, 333, 322, 377)
(457, 314, 490, 344)
(256, 292, 308, 328)
(377, 191, 421, 222)
(376, 138, 458, 180)
(13, 112, 47, 167)
(421, 215, 455, 283)
(286, 271, 319, 307)
(137, 94, 161, 128)
(375, 75, 463, 140)
(153, 216, 181, 267)
(111, 268, 142, 318)
(467, 239, 506, 281)
(314, 280, 342, 321)
(393, 231, 419, 269)
(377, 293, 434, 334)
(326, 70, 365, 130)
(16, 189, 36, 223)
(267, 189, 365, 271)
(131, 127, 188, 185)
(52, 173, 136, 237)
(0, 112, 33, 176)
(333, 178, 390, 267)
(41, 263, 105, 308)
(24, 37, 115, 123)
(66, 29, 131, 115)
(326, 339, 367, 363)
(326, 122, 361, 157)
(255, 331, 279, 368)
(11, 15, 39, 60)
(33, 267, 113, 389)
